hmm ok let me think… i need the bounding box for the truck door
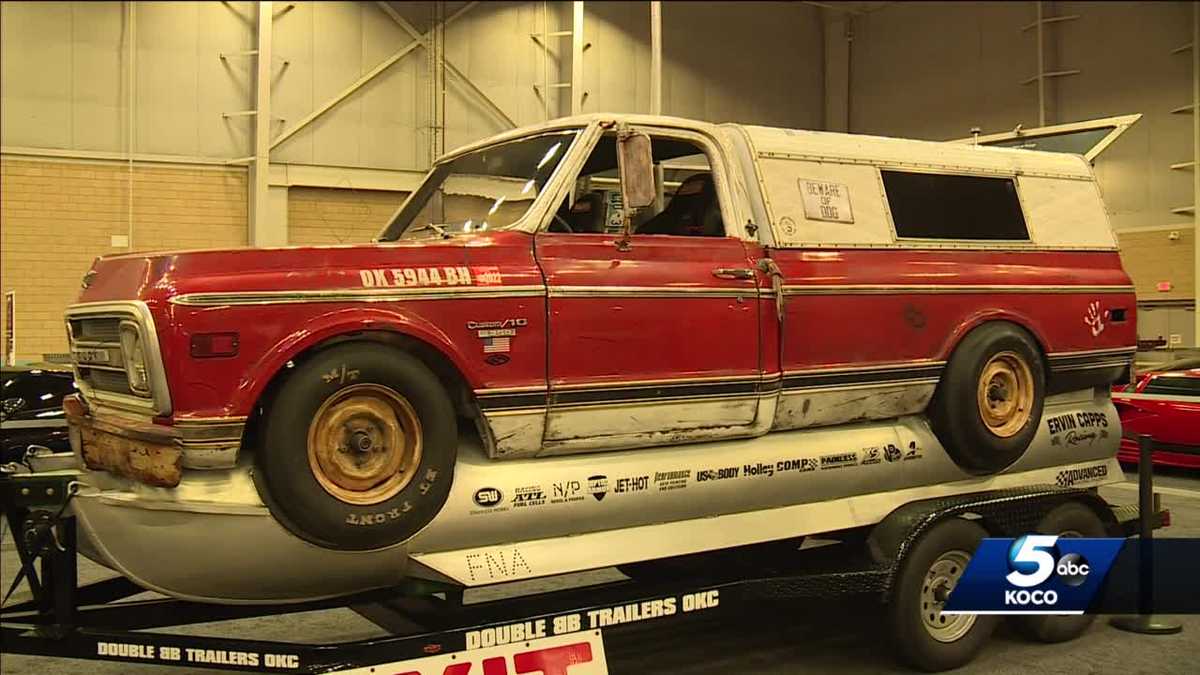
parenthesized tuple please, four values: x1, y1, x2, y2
(534, 129, 764, 453)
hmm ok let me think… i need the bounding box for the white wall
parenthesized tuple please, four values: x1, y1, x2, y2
(2, 1, 826, 171)
(849, 1, 1193, 233)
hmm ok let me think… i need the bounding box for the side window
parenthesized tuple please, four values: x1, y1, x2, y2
(547, 134, 725, 237)
(881, 170, 1029, 241)
(1142, 375, 1200, 398)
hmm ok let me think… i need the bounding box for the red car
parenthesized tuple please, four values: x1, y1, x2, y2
(1113, 362, 1200, 469)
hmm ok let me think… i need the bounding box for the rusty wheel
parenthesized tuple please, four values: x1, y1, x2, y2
(307, 384, 423, 505)
(929, 322, 1045, 475)
(976, 351, 1035, 438)
(257, 343, 457, 550)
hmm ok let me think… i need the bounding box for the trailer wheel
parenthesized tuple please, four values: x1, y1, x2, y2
(888, 518, 998, 672)
(930, 322, 1045, 474)
(256, 342, 457, 551)
(1010, 502, 1106, 643)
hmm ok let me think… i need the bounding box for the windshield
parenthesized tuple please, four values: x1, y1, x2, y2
(379, 130, 580, 241)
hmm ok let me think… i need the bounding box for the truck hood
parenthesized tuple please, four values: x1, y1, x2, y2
(76, 233, 525, 305)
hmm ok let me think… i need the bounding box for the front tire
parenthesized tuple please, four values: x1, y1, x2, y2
(888, 518, 998, 672)
(930, 322, 1046, 474)
(256, 342, 457, 551)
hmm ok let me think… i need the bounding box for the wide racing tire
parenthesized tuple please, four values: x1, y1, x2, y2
(929, 322, 1046, 474)
(888, 518, 998, 672)
(256, 342, 457, 551)
(1010, 501, 1106, 643)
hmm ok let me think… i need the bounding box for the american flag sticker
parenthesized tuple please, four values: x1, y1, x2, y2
(483, 336, 511, 353)
(477, 327, 516, 354)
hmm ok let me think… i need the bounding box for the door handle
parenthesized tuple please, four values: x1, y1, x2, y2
(712, 267, 754, 280)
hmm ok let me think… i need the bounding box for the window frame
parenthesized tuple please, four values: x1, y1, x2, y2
(877, 165, 1037, 249)
(536, 125, 746, 240)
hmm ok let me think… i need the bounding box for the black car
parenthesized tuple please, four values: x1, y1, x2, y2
(1, 364, 76, 464)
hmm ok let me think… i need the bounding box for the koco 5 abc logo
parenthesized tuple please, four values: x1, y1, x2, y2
(1005, 535, 1090, 606)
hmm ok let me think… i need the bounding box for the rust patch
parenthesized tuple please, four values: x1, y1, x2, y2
(79, 426, 182, 488)
(903, 304, 927, 329)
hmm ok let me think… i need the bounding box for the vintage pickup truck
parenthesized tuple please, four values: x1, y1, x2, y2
(61, 114, 1133, 613)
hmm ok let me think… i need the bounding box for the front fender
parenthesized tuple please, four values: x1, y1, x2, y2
(230, 307, 475, 415)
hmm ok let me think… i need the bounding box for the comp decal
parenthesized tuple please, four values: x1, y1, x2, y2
(358, 265, 503, 288)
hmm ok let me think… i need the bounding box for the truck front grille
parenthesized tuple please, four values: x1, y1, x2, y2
(81, 368, 135, 396)
(69, 317, 122, 343)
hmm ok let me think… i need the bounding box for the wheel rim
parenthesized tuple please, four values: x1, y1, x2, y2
(921, 550, 976, 643)
(307, 384, 423, 505)
(977, 351, 1035, 438)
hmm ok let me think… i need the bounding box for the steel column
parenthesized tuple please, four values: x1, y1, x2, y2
(572, 2, 584, 115)
(1193, 4, 1199, 345)
(650, 1, 662, 116)
(249, 1, 278, 246)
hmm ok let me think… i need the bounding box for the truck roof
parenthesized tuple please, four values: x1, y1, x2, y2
(441, 113, 1094, 181)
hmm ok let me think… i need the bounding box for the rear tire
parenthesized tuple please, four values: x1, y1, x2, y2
(1010, 502, 1106, 643)
(929, 322, 1045, 474)
(888, 518, 998, 672)
(256, 342, 457, 551)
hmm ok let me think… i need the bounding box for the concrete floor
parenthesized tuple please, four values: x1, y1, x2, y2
(2, 468, 1198, 674)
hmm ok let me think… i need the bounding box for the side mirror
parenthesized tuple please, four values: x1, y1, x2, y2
(617, 130, 655, 210)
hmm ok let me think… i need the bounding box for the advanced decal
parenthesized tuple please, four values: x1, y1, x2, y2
(1047, 411, 1111, 448)
(1056, 463, 1110, 488)
(358, 265, 503, 288)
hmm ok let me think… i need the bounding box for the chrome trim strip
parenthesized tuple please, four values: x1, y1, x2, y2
(782, 284, 1135, 296)
(170, 286, 547, 307)
(779, 378, 941, 394)
(552, 373, 762, 390)
(1050, 360, 1133, 373)
(1046, 347, 1137, 359)
(782, 360, 947, 377)
(548, 285, 755, 299)
(1, 419, 68, 429)
(552, 392, 763, 411)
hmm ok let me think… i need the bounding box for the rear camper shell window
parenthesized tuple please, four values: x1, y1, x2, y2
(881, 170, 1030, 241)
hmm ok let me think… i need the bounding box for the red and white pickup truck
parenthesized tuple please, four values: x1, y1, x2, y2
(61, 114, 1134, 604)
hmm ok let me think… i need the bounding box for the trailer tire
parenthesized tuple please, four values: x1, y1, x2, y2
(930, 322, 1045, 474)
(888, 518, 998, 672)
(256, 342, 457, 551)
(1010, 502, 1106, 643)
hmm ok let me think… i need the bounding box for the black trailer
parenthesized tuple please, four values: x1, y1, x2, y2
(0, 466, 1163, 674)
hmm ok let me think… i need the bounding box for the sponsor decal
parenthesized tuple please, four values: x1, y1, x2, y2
(484, 353, 511, 366)
(744, 461, 775, 478)
(653, 469, 690, 491)
(775, 457, 818, 474)
(550, 480, 585, 504)
(587, 474, 609, 501)
(884, 443, 902, 463)
(1047, 411, 1111, 447)
(1055, 463, 1110, 488)
(819, 451, 858, 470)
(468, 318, 527, 355)
(94, 642, 299, 670)
(695, 466, 740, 482)
(902, 440, 923, 461)
(512, 485, 547, 508)
(1084, 300, 1106, 337)
(861, 447, 882, 465)
(473, 487, 503, 508)
(464, 548, 533, 583)
(614, 475, 649, 494)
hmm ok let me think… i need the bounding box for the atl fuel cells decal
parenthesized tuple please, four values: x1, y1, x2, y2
(358, 265, 502, 287)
